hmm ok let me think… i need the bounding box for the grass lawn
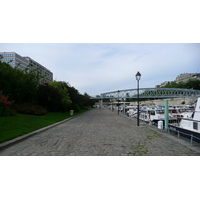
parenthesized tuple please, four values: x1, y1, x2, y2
(0, 110, 87, 144)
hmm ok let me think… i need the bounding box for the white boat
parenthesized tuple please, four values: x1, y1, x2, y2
(127, 108, 137, 117)
(169, 97, 200, 142)
(169, 107, 194, 118)
(139, 106, 177, 124)
(125, 106, 137, 117)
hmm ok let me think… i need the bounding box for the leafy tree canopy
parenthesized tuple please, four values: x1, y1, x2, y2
(161, 79, 200, 90)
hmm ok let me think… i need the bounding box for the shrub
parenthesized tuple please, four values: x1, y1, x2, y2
(11, 103, 48, 116)
(0, 91, 14, 117)
(69, 103, 80, 112)
(37, 83, 72, 112)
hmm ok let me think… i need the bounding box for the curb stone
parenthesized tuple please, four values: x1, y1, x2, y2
(0, 111, 89, 151)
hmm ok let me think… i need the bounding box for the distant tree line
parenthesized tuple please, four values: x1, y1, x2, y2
(161, 79, 200, 90)
(0, 61, 95, 113)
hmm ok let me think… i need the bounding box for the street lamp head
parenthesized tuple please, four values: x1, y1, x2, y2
(135, 71, 141, 81)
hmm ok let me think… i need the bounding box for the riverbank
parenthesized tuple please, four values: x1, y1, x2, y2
(0, 109, 88, 144)
(0, 108, 199, 156)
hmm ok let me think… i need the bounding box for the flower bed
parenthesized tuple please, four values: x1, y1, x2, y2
(0, 91, 14, 117)
(11, 103, 48, 116)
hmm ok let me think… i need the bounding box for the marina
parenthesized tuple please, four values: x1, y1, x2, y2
(107, 96, 200, 143)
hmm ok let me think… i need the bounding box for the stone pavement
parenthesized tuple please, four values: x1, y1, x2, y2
(0, 108, 200, 156)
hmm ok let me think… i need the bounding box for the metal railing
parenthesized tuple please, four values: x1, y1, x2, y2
(168, 126, 200, 144)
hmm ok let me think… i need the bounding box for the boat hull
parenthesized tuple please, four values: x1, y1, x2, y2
(169, 124, 200, 143)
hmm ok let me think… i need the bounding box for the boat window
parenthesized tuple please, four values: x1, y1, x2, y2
(170, 109, 177, 113)
(148, 111, 155, 115)
(156, 110, 164, 114)
(179, 109, 192, 113)
(193, 122, 198, 130)
(183, 109, 188, 112)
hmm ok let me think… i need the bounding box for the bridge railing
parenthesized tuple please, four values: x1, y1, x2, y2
(99, 88, 200, 99)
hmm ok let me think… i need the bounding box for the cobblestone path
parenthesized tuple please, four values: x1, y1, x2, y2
(0, 108, 200, 156)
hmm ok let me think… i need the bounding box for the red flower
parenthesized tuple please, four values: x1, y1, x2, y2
(3, 101, 11, 106)
(1, 92, 13, 107)
(2, 95, 6, 100)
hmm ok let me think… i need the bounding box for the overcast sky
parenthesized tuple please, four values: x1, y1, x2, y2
(1, 1, 200, 96)
(0, 43, 200, 96)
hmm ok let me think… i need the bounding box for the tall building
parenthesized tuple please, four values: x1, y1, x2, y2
(0, 52, 28, 70)
(24, 57, 53, 84)
(0, 52, 53, 83)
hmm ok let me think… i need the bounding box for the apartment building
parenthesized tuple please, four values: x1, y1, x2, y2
(0, 52, 28, 70)
(175, 73, 200, 83)
(0, 52, 53, 84)
(24, 57, 53, 84)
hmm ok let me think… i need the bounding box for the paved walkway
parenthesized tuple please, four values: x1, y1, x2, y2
(0, 108, 200, 156)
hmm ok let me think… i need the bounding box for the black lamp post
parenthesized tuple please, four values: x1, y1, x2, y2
(117, 90, 120, 115)
(135, 71, 141, 126)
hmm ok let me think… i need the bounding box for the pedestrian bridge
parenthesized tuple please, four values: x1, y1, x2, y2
(90, 88, 200, 99)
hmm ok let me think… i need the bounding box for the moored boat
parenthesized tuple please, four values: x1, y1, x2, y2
(169, 97, 200, 142)
(169, 107, 194, 118)
(139, 106, 177, 124)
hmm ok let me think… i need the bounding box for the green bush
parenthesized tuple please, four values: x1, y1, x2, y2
(37, 83, 72, 112)
(70, 103, 80, 112)
(0, 106, 9, 117)
(11, 103, 48, 116)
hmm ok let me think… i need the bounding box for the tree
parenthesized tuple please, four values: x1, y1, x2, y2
(82, 92, 95, 107)
(0, 61, 39, 104)
(0, 61, 95, 112)
(37, 81, 72, 112)
(37, 83, 63, 112)
(60, 82, 82, 111)
(49, 81, 72, 111)
(162, 79, 200, 90)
